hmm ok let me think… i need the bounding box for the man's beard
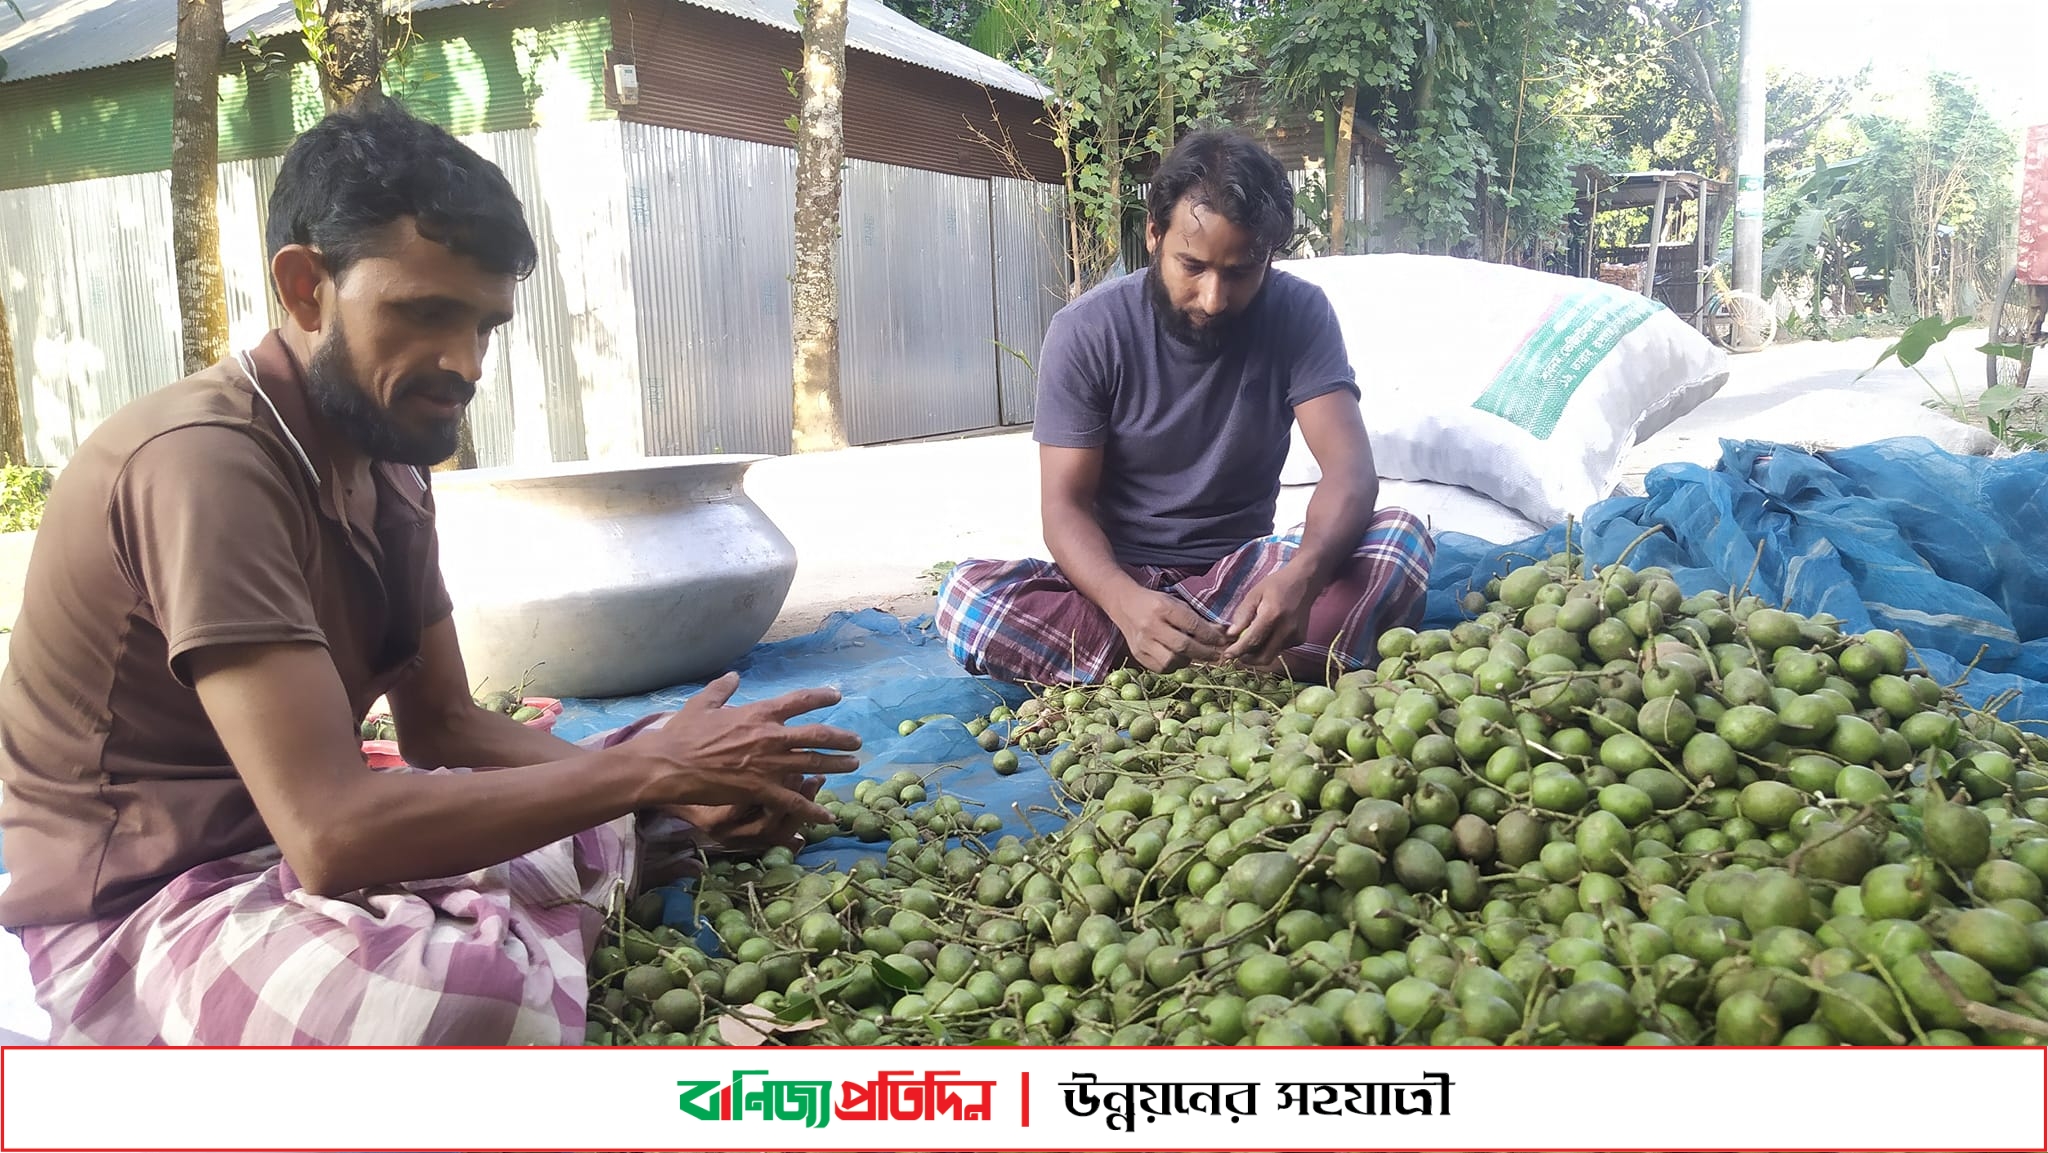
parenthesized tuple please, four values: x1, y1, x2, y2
(304, 324, 471, 468)
(1147, 261, 1237, 356)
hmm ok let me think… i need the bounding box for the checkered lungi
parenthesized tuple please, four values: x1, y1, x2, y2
(10, 723, 663, 1046)
(936, 507, 1435, 686)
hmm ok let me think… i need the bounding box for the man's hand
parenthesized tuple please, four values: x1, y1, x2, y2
(1222, 567, 1317, 669)
(669, 774, 825, 854)
(640, 674, 860, 822)
(1112, 588, 1230, 673)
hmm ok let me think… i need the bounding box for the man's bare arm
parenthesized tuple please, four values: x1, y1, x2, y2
(189, 642, 857, 898)
(385, 618, 827, 852)
(1039, 444, 1147, 622)
(1221, 392, 1381, 666)
(385, 618, 583, 770)
(1041, 445, 1226, 672)
(1288, 390, 1381, 594)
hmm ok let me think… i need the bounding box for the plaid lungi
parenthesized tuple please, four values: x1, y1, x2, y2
(10, 721, 663, 1046)
(937, 506, 1434, 686)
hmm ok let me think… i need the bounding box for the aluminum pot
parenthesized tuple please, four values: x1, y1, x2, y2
(429, 455, 797, 700)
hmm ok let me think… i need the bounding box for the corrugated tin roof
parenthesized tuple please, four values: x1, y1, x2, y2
(0, 0, 1046, 98)
(678, 0, 1044, 99)
(0, 0, 479, 84)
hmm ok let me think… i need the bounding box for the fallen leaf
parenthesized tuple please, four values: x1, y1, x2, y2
(716, 1004, 827, 1047)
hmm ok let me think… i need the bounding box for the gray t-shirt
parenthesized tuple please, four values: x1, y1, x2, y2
(1033, 268, 1361, 568)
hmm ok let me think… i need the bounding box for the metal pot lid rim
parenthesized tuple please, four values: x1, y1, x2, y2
(433, 454, 772, 489)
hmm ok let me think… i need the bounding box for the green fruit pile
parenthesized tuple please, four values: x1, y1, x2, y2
(584, 552, 2048, 1048)
(359, 688, 545, 743)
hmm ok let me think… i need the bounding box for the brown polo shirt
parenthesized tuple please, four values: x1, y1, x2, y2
(0, 331, 454, 927)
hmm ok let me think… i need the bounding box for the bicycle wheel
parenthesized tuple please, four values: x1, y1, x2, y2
(1704, 288, 1777, 353)
(1987, 265, 2048, 390)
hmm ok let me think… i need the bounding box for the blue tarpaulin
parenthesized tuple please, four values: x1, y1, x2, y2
(1424, 438, 2048, 726)
(553, 610, 1059, 874)
(552, 611, 1062, 932)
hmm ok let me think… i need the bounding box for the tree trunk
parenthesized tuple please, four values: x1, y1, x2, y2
(1321, 103, 1338, 255)
(1477, 171, 1495, 262)
(172, 0, 229, 377)
(318, 0, 383, 110)
(790, 0, 849, 455)
(1155, 17, 1174, 153)
(1062, 151, 1087, 299)
(0, 291, 23, 465)
(1093, 57, 1120, 285)
(1330, 85, 1356, 255)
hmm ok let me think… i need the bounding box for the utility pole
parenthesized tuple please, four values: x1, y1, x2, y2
(1732, 0, 1765, 295)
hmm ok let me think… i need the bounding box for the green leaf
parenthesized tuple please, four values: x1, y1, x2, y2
(867, 959, 922, 993)
(775, 995, 820, 1023)
(1979, 342, 2034, 362)
(1866, 315, 1975, 373)
(1979, 385, 2026, 417)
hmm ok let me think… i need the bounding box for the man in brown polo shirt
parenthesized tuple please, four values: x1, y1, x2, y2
(0, 96, 858, 1045)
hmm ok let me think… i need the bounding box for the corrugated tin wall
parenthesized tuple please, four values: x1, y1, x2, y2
(463, 122, 643, 468)
(217, 154, 289, 347)
(837, 159, 997, 445)
(3, 122, 1069, 468)
(0, 170, 182, 464)
(0, 124, 643, 468)
(623, 123, 1062, 454)
(989, 177, 1066, 426)
(0, 0, 614, 193)
(624, 123, 798, 456)
(0, 60, 176, 195)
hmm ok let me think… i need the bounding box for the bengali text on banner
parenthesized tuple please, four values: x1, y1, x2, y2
(0, 1045, 2044, 1152)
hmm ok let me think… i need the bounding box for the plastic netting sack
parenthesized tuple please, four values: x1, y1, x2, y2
(1426, 436, 2048, 722)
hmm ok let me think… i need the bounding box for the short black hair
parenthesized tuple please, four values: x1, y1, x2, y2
(265, 94, 538, 281)
(1146, 130, 1295, 261)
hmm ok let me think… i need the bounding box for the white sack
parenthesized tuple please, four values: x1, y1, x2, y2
(1275, 254, 1729, 526)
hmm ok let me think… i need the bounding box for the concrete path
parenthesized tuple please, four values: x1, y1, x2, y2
(1612, 329, 1999, 494)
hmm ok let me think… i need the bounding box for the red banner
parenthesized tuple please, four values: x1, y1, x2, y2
(2019, 124, 2048, 285)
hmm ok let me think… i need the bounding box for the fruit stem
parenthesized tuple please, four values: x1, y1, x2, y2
(1777, 969, 1907, 1045)
(1737, 537, 1765, 602)
(1170, 823, 1338, 963)
(1918, 950, 2048, 1040)
(1860, 949, 1932, 1044)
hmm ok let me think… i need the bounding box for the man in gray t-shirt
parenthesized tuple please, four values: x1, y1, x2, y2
(937, 131, 1434, 685)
